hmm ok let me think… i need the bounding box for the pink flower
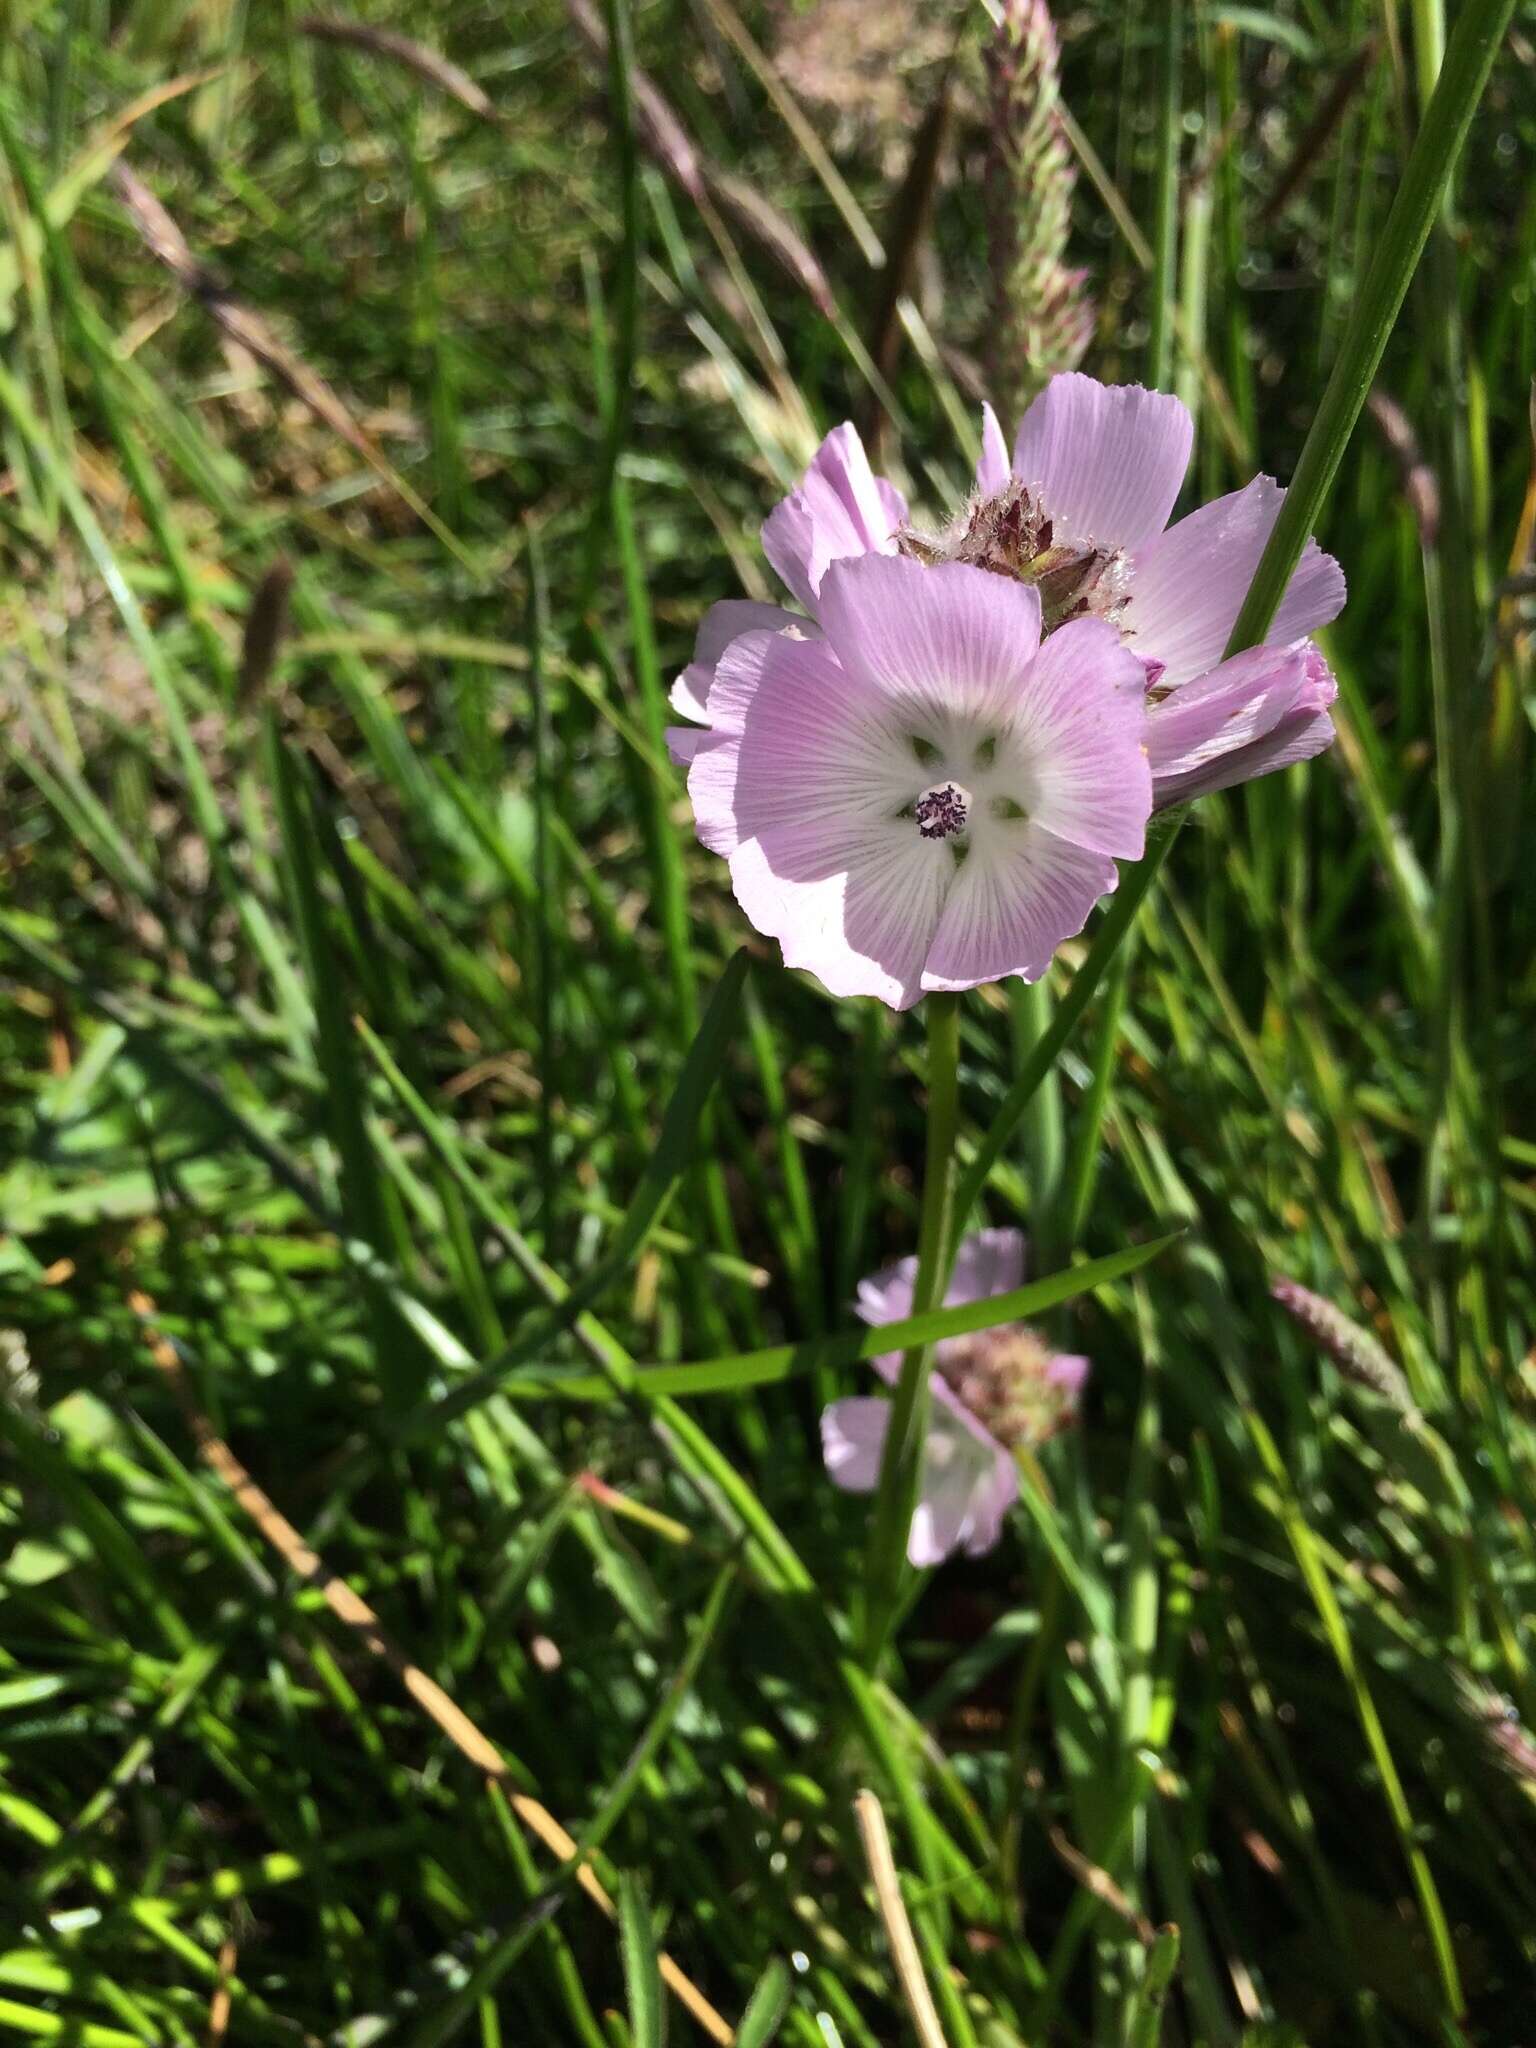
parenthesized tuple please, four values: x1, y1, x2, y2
(820, 1229, 1089, 1568)
(671, 371, 1344, 835)
(972, 375, 1345, 802)
(669, 378, 1343, 1003)
(678, 544, 1151, 1007)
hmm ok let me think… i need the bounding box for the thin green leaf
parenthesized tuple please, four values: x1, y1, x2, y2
(619, 1875, 666, 2048)
(734, 1960, 794, 2048)
(506, 1232, 1182, 1404)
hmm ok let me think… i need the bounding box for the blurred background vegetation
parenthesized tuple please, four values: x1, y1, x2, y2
(1, 1, 1534, 2042)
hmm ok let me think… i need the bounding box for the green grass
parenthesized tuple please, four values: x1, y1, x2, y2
(2, 2, 1535, 2043)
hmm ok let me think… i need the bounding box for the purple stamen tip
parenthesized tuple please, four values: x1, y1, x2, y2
(915, 782, 969, 839)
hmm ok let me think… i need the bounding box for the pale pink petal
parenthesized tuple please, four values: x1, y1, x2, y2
(666, 725, 706, 765)
(930, 1369, 1017, 1457)
(1156, 705, 1336, 805)
(760, 423, 908, 612)
(821, 1397, 891, 1493)
(1127, 475, 1346, 691)
(1047, 1353, 1091, 1401)
(855, 1260, 918, 1334)
(977, 402, 1011, 496)
(919, 825, 1120, 993)
(945, 1227, 1027, 1308)
(908, 1418, 1015, 1565)
(855, 1340, 1023, 1468)
(728, 820, 953, 1009)
(993, 617, 1151, 857)
(816, 555, 1043, 731)
(906, 1497, 955, 1568)
(959, 1447, 1019, 1557)
(1011, 373, 1193, 550)
(874, 478, 908, 534)
(1148, 642, 1337, 802)
(670, 670, 711, 724)
(671, 599, 807, 738)
(856, 1227, 1028, 1377)
(667, 724, 738, 766)
(688, 628, 917, 856)
(696, 598, 806, 674)
(907, 1437, 980, 1565)
(688, 618, 957, 1006)
(822, 1393, 1014, 1565)
(1144, 643, 1308, 775)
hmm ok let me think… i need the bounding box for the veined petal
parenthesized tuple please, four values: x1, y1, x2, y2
(821, 1397, 891, 1493)
(690, 629, 916, 837)
(1127, 475, 1346, 691)
(1012, 373, 1193, 550)
(688, 625, 958, 1003)
(817, 554, 1044, 732)
(908, 1418, 1015, 1565)
(729, 819, 954, 1009)
(977, 402, 1011, 495)
(1155, 705, 1336, 805)
(958, 1445, 1019, 1558)
(920, 823, 1120, 993)
(679, 597, 804, 708)
(996, 618, 1151, 857)
(760, 423, 908, 612)
(1148, 642, 1337, 801)
(1146, 641, 1313, 773)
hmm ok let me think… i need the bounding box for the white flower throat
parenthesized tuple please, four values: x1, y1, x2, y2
(897, 720, 1030, 852)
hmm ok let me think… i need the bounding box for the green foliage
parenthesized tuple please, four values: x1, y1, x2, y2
(2, 3, 1534, 2046)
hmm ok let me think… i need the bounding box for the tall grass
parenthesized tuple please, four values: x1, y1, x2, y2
(1, 4, 1533, 2045)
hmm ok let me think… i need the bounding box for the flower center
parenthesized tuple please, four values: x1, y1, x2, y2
(898, 479, 1132, 634)
(937, 1324, 1081, 1450)
(914, 781, 970, 839)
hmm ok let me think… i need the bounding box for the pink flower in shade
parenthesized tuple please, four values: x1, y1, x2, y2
(820, 1229, 1089, 1568)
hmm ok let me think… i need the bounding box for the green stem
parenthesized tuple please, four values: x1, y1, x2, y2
(860, 993, 962, 1665)
(1116, 1296, 1162, 1761)
(1058, 937, 1134, 1249)
(1011, 977, 1064, 1268)
(1145, 0, 1183, 393)
(1125, 1927, 1181, 2048)
(1214, 23, 1258, 454)
(1222, 0, 1517, 659)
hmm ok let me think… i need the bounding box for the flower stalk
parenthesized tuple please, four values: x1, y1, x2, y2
(948, 812, 1185, 1254)
(860, 993, 962, 1661)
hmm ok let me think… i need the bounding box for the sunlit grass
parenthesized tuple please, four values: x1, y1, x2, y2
(1, 4, 1533, 2044)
